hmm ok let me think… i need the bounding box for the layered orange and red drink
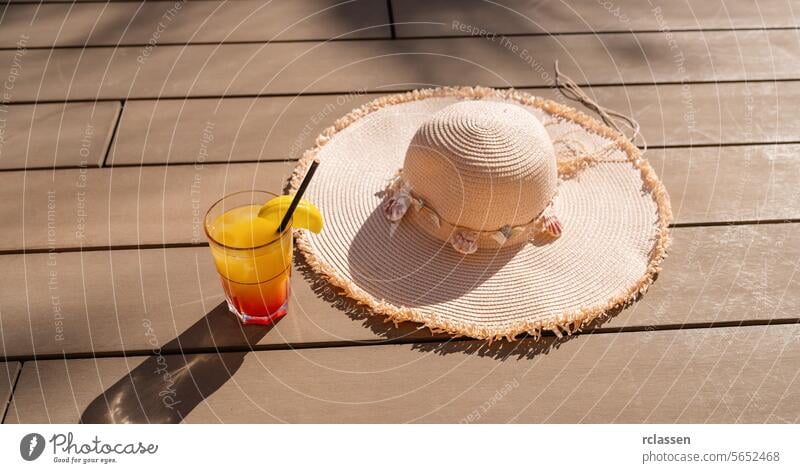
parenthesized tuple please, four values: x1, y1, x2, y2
(204, 191, 322, 325)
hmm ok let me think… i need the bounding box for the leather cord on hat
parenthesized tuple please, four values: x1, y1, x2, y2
(554, 60, 647, 153)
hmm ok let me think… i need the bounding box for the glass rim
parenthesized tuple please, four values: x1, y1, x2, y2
(204, 189, 292, 250)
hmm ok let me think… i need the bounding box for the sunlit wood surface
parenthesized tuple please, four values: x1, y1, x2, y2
(1, 0, 798, 423)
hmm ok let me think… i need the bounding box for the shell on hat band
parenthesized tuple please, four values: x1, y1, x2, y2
(382, 172, 560, 254)
(539, 212, 563, 239)
(382, 177, 412, 223)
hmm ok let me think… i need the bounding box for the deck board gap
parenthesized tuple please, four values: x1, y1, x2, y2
(386, 0, 397, 39)
(100, 101, 125, 168)
(1, 362, 22, 424)
(3, 27, 800, 52)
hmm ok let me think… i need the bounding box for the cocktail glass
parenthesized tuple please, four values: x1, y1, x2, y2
(204, 190, 292, 325)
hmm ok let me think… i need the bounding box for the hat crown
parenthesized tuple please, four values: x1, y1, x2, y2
(403, 101, 557, 233)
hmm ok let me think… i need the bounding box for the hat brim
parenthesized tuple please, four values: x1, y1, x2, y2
(290, 87, 671, 341)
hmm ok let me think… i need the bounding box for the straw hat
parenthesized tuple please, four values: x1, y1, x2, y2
(290, 87, 671, 340)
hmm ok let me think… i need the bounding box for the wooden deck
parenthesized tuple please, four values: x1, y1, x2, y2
(0, 0, 798, 423)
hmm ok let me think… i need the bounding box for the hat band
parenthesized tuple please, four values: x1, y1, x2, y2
(381, 171, 562, 254)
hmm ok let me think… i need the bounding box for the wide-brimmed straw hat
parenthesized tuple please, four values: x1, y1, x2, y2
(289, 86, 672, 340)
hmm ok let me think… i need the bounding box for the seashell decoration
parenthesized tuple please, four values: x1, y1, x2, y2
(382, 172, 563, 250)
(383, 189, 412, 222)
(541, 214, 563, 238)
(491, 225, 513, 245)
(450, 229, 480, 254)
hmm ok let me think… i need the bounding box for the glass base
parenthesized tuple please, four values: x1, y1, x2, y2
(226, 299, 288, 325)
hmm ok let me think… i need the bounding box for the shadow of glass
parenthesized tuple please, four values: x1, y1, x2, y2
(79, 302, 273, 424)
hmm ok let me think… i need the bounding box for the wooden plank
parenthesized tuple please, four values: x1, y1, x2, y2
(0, 362, 20, 422)
(0, 0, 390, 48)
(1, 30, 797, 102)
(0, 222, 797, 359)
(3, 144, 798, 252)
(394, 0, 800, 37)
(110, 82, 800, 166)
(648, 145, 800, 224)
(5, 325, 799, 423)
(533, 81, 800, 148)
(0, 101, 119, 170)
(0, 162, 294, 252)
(603, 223, 800, 331)
(108, 94, 373, 165)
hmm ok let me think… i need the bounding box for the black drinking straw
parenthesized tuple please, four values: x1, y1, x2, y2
(277, 160, 320, 233)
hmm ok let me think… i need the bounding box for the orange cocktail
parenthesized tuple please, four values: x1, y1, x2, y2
(204, 191, 294, 325)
